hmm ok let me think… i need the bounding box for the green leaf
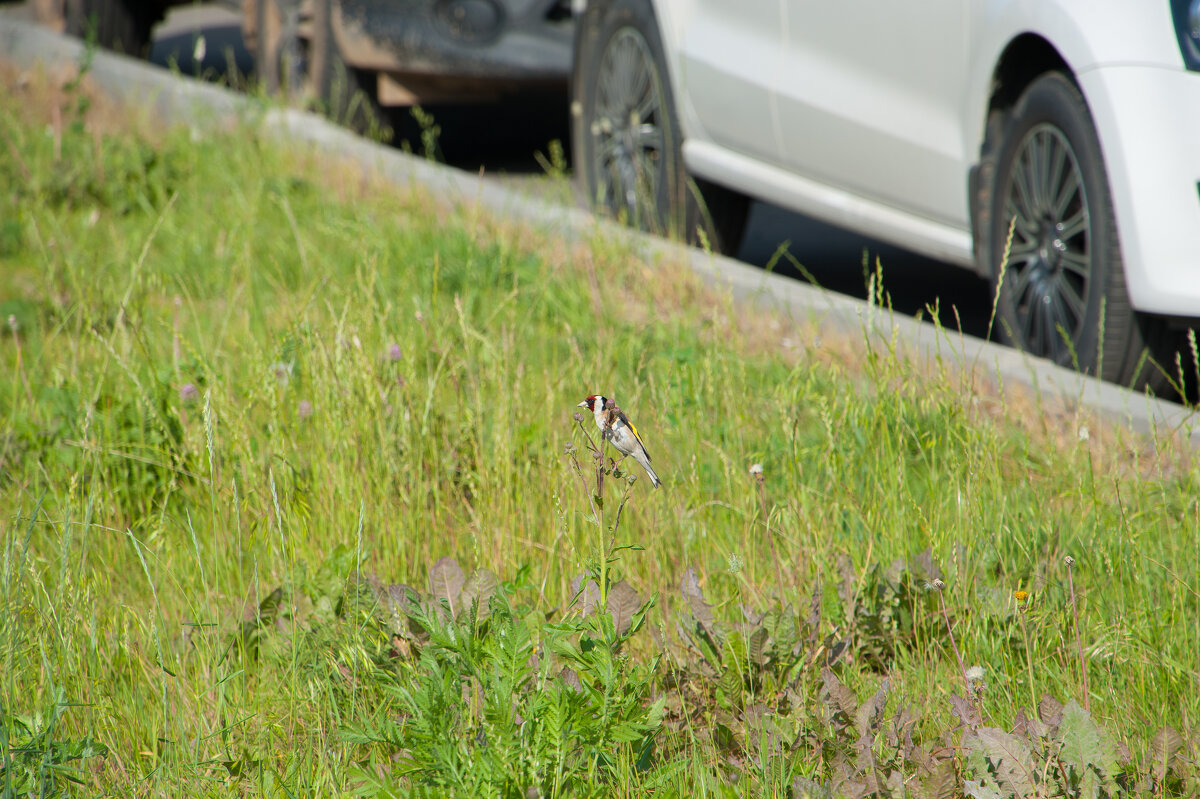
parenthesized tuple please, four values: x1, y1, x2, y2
(962, 779, 1004, 799)
(1057, 699, 1118, 784)
(965, 726, 1037, 798)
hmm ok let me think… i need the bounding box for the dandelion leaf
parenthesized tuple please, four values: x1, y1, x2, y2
(1150, 726, 1183, 785)
(748, 624, 768, 667)
(948, 694, 981, 729)
(1057, 699, 1119, 791)
(791, 775, 832, 799)
(820, 667, 859, 730)
(569, 574, 601, 617)
(962, 779, 1004, 799)
(681, 567, 715, 631)
(915, 760, 959, 799)
(965, 726, 1037, 799)
(855, 677, 889, 739)
(428, 557, 465, 615)
(607, 579, 640, 636)
(458, 569, 500, 623)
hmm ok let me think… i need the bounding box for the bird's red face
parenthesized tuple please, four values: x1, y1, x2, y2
(578, 395, 599, 411)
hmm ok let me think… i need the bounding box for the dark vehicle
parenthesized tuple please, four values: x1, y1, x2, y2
(242, 0, 571, 130)
(33, 0, 193, 55)
(36, 0, 573, 132)
(244, 0, 572, 130)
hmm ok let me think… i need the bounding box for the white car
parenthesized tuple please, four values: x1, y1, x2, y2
(571, 0, 1200, 392)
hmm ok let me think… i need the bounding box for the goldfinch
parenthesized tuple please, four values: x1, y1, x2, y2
(577, 395, 662, 488)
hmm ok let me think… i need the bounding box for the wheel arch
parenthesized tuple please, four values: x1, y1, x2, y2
(968, 33, 1076, 277)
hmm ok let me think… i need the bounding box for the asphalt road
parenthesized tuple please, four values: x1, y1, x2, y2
(27, 1, 997, 340)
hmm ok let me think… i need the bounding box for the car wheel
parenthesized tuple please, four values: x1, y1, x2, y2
(572, 0, 747, 253)
(309, 0, 392, 139)
(64, 0, 161, 57)
(986, 72, 1172, 389)
(256, 0, 312, 100)
(33, 0, 67, 33)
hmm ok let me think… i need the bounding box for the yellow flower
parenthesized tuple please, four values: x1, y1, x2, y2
(1014, 590, 1029, 603)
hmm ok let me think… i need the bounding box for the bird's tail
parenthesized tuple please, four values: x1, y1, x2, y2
(642, 460, 662, 489)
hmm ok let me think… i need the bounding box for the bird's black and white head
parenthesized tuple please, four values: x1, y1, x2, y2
(577, 394, 611, 428)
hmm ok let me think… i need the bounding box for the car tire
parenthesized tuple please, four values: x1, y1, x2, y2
(309, 0, 392, 140)
(984, 72, 1174, 390)
(64, 0, 161, 57)
(256, 0, 311, 99)
(572, 0, 747, 253)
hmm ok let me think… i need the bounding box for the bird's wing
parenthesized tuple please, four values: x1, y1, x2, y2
(616, 410, 651, 460)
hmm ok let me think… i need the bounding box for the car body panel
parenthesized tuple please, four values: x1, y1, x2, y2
(674, 0, 782, 163)
(774, 1, 968, 228)
(651, 0, 1200, 316)
(1082, 65, 1200, 314)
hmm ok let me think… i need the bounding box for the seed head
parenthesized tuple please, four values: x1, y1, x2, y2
(298, 400, 313, 420)
(1064, 555, 1076, 568)
(6, 314, 17, 334)
(748, 463, 763, 477)
(179, 383, 199, 403)
(272, 361, 293, 386)
(572, 411, 584, 422)
(929, 578, 946, 592)
(387, 343, 403, 362)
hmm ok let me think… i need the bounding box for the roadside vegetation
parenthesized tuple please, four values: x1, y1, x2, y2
(1, 56, 1198, 798)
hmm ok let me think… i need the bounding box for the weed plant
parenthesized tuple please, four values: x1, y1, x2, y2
(1, 61, 1198, 797)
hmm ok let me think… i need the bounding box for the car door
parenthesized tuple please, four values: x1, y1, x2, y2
(675, 0, 785, 164)
(774, 1, 971, 228)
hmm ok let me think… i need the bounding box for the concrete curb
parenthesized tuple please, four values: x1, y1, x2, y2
(3, 15, 1196, 446)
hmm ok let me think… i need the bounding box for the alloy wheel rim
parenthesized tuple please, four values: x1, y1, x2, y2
(1003, 123, 1092, 363)
(591, 28, 667, 230)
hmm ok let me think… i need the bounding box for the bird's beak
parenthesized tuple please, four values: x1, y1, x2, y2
(576, 400, 588, 408)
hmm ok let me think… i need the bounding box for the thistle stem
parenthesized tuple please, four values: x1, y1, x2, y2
(1066, 556, 1090, 711)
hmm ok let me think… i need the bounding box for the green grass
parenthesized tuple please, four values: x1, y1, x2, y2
(1, 61, 1199, 797)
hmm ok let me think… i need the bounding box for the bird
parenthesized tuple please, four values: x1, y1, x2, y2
(577, 395, 661, 488)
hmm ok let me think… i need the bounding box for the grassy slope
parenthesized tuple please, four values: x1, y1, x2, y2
(1, 62, 1198, 796)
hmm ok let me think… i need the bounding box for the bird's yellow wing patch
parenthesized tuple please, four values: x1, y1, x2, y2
(621, 414, 651, 460)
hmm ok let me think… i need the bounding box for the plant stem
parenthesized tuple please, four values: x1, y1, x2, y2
(1018, 608, 1037, 713)
(1066, 556, 1090, 711)
(935, 584, 972, 705)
